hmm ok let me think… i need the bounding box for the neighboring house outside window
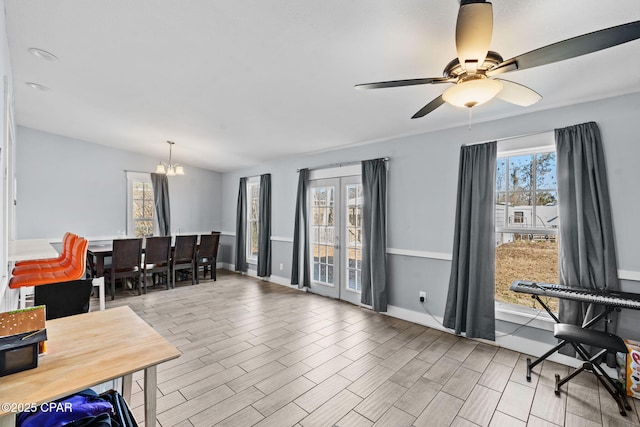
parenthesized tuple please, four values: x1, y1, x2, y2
(495, 137, 559, 312)
(247, 178, 260, 263)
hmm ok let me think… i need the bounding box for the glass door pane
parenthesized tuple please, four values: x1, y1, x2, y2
(345, 183, 362, 293)
(339, 175, 363, 306)
(309, 180, 339, 299)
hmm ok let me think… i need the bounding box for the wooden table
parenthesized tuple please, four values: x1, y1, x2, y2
(0, 306, 180, 427)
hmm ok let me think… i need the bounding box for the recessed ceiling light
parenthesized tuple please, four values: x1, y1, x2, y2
(25, 82, 50, 92)
(28, 47, 59, 62)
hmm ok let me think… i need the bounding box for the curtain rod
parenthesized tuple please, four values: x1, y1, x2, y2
(296, 157, 389, 173)
(239, 173, 270, 180)
(123, 169, 153, 174)
(463, 129, 554, 146)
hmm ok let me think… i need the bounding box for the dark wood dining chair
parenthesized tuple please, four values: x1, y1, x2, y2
(86, 252, 97, 278)
(171, 235, 197, 288)
(105, 238, 143, 299)
(142, 236, 171, 291)
(34, 279, 94, 320)
(196, 233, 220, 283)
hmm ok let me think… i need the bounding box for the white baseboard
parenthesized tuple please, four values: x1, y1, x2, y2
(218, 263, 301, 290)
(218, 261, 233, 271)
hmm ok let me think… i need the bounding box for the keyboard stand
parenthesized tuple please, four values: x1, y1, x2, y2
(525, 294, 615, 381)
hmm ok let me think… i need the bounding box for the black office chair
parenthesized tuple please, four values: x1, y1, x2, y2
(171, 235, 197, 287)
(142, 236, 171, 291)
(195, 233, 220, 283)
(105, 238, 143, 299)
(34, 279, 94, 320)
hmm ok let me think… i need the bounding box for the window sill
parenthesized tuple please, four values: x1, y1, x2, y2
(495, 301, 556, 332)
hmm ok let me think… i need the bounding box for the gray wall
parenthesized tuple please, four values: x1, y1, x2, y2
(219, 92, 640, 342)
(12, 92, 640, 346)
(16, 126, 223, 239)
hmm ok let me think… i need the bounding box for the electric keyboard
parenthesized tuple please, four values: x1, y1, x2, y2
(510, 280, 640, 310)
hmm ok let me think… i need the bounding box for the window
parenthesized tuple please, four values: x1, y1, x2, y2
(126, 172, 155, 237)
(246, 178, 260, 262)
(513, 211, 524, 224)
(495, 137, 559, 312)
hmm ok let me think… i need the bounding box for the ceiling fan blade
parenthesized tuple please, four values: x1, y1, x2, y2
(488, 20, 640, 76)
(494, 79, 542, 106)
(411, 95, 446, 119)
(355, 77, 452, 90)
(456, 1, 493, 73)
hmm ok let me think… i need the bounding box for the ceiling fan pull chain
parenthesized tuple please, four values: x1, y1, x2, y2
(468, 107, 473, 130)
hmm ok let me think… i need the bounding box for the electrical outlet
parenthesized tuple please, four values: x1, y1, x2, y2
(279, 263, 284, 271)
(419, 291, 426, 302)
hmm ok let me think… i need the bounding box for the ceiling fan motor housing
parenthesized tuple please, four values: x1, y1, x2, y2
(443, 51, 504, 80)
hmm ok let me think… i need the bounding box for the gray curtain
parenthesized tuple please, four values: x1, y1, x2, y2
(291, 169, 310, 288)
(556, 122, 619, 336)
(443, 142, 496, 340)
(257, 174, 271, 277)
(150, 173, 171, 236)
(360, 159, 388, 312)
(235, 177, 248, 272)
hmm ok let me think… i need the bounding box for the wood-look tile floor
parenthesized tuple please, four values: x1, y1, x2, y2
(102, 271, 640, 427)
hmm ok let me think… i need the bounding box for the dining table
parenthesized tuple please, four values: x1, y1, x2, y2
(85, 237, 203, 278)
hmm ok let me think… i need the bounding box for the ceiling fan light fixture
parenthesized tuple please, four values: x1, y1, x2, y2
(442, 78, 502, 108)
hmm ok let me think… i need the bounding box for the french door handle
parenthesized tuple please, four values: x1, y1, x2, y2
(334, 236, 339, 249)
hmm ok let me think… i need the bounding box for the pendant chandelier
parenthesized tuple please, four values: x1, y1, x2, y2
(155, 141, 184, 176)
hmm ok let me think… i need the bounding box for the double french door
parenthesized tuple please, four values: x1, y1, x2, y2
(308, 176, 363, 305)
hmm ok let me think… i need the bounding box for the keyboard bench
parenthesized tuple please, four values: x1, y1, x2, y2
(553, 323, 631, 416)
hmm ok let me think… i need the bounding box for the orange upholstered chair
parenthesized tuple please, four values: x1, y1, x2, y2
(12, 233, 79, 275)
(13, 232, 77, 268)
(9, 238, 89, 289)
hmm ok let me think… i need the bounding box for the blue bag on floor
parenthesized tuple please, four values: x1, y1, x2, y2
(16, 389, 113, 427)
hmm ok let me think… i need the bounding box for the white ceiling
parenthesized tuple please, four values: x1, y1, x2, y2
(5, 1, 640, 172)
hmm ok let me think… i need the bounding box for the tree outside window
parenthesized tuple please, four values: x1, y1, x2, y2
(132, 181, 154, 237)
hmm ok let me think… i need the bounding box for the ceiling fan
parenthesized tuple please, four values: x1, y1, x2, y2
(355, 0, 640, 119)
